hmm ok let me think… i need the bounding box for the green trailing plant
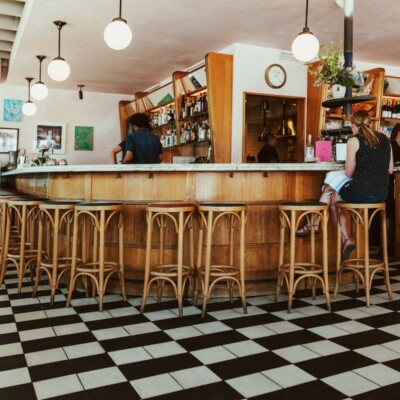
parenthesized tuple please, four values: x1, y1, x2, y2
(307, 40, 355, 88)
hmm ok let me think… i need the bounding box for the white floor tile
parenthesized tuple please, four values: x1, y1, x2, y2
(19, 327, 56, 342)
(101, 294, 124, 303)
(10, 297, 40, 307)
(191, 346, 237, 365)
(108, 306, 140, 317)
(25, 347, 68, 367)
(236, 325, 277, 340)
(109, 347, 153, 365)
(78, 366, 127, 390)
(226, 373, 281, 398)
(33, 374, 84, 400)
(144, 341, 186, 358)
(270, 309, 306, 320)
(379, 323, 400, 337)
(170, 306, 202, 316)
(124, 322, 161, 336)
(38, 294, 66, 304)
(69, 297, 98, 306)
(0, 306, 12, 316)
(91, 326, 130, 341)
(262, 364, 316, 388)
(263, 321, 303, 334)
(44, 307, 77, 318)
(223, 340, 268, 357)
(322, 371, 380, 397)
(355, 363, 400, 386)
(193, 321, 232, 335)
(63, 342, 105, 359)
(207, 309, 244, 320)
(0, 367, 31, 388)
(53, 322, 89, 336)
(79, 311, 112, 322)
(0, 322, 17, 334)
(131, 373, 183, 399)
(232, 306, 267, 316)
(245, 296, 274, 306)
(355, 344, 400, 362)
(303, 340, 348, 356)
(273, 345, 320, 363)
(355, 305, 393, 316)
(382, 339, 400, 353)
(308, 324, 350, 339)
(296, 305, 330, 316)
(0, 342, 23, 357)
(144, 309, 178, 321)
(14, 310, 47, 322)
(165, 325, 204, 340)
(333, 320, 374, 334)
(171, 365, 221, 389)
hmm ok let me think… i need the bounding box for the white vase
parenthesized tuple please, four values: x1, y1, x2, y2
(331, 84, 347, 99)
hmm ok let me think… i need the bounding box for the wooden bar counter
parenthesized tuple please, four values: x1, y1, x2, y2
(3, 163, 397, 296)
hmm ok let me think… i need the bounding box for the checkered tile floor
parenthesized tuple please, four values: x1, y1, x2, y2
(2, 262, 400, 400)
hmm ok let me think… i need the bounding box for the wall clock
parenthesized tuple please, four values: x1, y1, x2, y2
(265, 64, 287, 89)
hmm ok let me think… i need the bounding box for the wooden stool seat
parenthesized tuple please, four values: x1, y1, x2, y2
(196, 202, 247, 317)
(32, 201, 77, 304)
(277, 202, 330, 312)
(141, 202, 196, 317)
(334, 202, 392, 306)
(0, 198, 42, 291)
(66, 202, 126, 311)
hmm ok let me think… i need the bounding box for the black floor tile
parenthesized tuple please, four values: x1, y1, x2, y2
(353, 381, 400, 400)
(298, 350, 376, 379)
(69, 353, 116, 373)
(186, 381, 243, 400)
(0, 383, 37, 400)
(222, 312, 282, 329)
(331, 329, 399, 350)
(0, 332, 21, 345)
(358, 311, 400, 328)
(28, 360, 75, 382)
(288, 312, 349, 329)
(84, 314, 148, 331)
(85, 382, 140, 400)
(178, 330, 248, 351)
(284, 379, 345, 400)
(0, 354, 26, 372)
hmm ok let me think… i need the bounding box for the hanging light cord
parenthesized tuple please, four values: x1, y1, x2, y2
(304, 0, 309, 29)
(119, 0, 122, 18)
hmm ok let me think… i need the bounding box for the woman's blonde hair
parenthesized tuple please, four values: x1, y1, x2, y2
(351, 110, 379, 148)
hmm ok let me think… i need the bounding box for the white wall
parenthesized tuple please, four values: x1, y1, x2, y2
(0, 83, 132, 166)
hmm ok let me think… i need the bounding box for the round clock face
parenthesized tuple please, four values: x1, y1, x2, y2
(265, 64, 287, 88)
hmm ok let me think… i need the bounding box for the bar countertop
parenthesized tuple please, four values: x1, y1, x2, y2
(2, 162, 346, 175)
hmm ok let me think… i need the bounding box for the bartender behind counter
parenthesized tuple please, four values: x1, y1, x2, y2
(123, 113, 164, 164)
(257, 132, 280, 163)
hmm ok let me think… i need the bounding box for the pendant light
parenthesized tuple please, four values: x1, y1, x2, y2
(22, 77, 37, 117)
(31, 55, 48, 101)
(104, 0, 132, 50)
(48, 21, 70, 81)
(78, 85, 84, 100)
(291, 0, 320, 62)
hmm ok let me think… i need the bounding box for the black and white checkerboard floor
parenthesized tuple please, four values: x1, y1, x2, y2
(2, 263, 400, 400)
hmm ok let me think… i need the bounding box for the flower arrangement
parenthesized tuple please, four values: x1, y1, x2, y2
(307, 40, 356, 88)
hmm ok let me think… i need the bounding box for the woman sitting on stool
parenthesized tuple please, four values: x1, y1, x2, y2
(297, 110, 393, 261)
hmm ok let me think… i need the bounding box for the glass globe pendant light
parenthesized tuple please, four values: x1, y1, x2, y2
(291, 0, 320, 62)
(22, 77, 37, 117)
(47, 21, 70, 81)
(104, 0, 132, 50)
(31, 55, 48, 100)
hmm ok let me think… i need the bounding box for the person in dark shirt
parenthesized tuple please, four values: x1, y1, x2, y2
(123, 113, 163, 164)
(109, 138, 127, 164)
(257, 132, 280, 163)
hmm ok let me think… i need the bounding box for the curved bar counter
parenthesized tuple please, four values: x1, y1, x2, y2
(4, 163, 396, 295)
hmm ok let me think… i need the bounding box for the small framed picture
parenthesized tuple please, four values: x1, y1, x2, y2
(0, 127, 19, 153)
(35, 122, 66, 154)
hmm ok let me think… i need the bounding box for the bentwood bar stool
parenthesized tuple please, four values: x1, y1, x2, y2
(333, 202, 392, 306)
(0, 194, 19, 267)
(32, 201, 77, 304)
(276, 202, 330, 312)
(66, 202, 126, 311)
(195, 202, 247, 317)
(0, 198, 43, 292)
(141, 202, 196, 317)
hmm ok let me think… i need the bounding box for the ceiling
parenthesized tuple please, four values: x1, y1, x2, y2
(2, 0, 400, 96)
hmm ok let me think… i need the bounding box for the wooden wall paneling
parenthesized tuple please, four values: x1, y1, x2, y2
(205, 52, 233, 163)
(47, 173, 89, 201)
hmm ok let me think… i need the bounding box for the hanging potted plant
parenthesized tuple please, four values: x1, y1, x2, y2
(307, 40, 355, 98)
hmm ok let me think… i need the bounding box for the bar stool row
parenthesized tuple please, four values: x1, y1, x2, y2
(0, 195, 392, 315)
(0, 196, 248, 317)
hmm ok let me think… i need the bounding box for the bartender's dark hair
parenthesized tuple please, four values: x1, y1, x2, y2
(129, 113, 150, 129)
(265, 132, 276, 144)
(390, 123, 400, 143)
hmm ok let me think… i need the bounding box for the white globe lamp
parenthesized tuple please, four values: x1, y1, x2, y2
(22, 77, 37, 117)
(104, 0, 132, 50)
(48, 21, 70, 82)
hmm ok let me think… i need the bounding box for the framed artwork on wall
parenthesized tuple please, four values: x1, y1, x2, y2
(35, 122, 66, 154)
(3, 99, 22, 122)
(74, 126, 93, 150)
(0, 127, 19, 152)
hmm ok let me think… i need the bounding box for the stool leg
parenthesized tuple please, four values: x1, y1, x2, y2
(239, 209, 247, 314)
(194, 214, 204, 305)
(17, 205, 27, 293)
(202, 211, 213, 318)
(333, 208, 343, 299)
(141, 210, 153, 313)
(98, 210, 105, 311)
(0, 211, 11, 286)
(276, 211, 285, 301)
(322, 209, 331, 311)
(363, 209, 371, 307)
(66, 210, 79, 307)
(287, 210, 296, 313)
(32, 214, 44, 298)
(177, 211, 184, 317)
(381, 210, 393, 300)
(118, 212, 126, 301)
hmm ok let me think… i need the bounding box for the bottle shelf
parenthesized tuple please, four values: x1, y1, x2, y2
(179, 111, 209, 122)
(381, 118, 400, 122)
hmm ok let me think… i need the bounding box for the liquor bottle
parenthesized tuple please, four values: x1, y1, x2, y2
(382, 101, 388, 118)
(181, 94, 186, 119)
(391, 100, 396, 119)
(196, 94, 202, 113)
(304, 134, 315, 162)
